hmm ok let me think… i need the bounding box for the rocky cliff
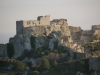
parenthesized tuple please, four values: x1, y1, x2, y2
(9, 23, 74, 58)
(0, 44, 7, 59)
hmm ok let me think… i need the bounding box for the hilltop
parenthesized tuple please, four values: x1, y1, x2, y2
(0, 15, 100, 75)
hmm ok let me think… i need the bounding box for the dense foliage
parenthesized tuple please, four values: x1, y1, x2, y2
(83, 42, 100, 51)
(30, 36, 36, 49)
(13, 60, 25, 72)
(7, 43, 14, 59)
(83, 42, 100, 56)
(28, 71, 40, 75)
(41, 57, 51, 70)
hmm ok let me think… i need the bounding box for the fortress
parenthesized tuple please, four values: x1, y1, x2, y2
(0, 15, 100, 58)
(16, 15, 68, 35)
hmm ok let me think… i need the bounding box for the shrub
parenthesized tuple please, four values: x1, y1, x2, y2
(13, 60, 25, 72)
(41, 57, 51, 70)
(28, 71, 40, 75)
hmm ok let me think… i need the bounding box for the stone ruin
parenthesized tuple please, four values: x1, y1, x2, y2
(0, 15, 100, 59)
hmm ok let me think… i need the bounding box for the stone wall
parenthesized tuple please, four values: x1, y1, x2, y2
(93, 30, 100, 35)
(69, 26, 81, 32)
(76, 52, 86, 59)
(89, 57, 100, 70)
(50, 19, 68, 25)
(92, 25, 100, 30)
(16, 21, 23, 34)
(79, 30, 93, 43)
(39, 15, 50, 25)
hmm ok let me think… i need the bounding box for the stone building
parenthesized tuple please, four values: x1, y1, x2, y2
(16, 15, 50, 34)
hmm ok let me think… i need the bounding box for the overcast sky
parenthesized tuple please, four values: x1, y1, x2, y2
(0, 0, 100, 44)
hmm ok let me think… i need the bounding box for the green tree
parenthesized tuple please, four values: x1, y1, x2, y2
(30, 36, 36, 49)
(53, 60, 58, 67)
(7, 43, 14, 59)
(28, 71, 40, 75)
(41, 57, 50, 70)
(13, 61, 25, 72)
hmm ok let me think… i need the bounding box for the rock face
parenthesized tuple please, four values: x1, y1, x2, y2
(89, 57, 100, 71)
(0, 44, 7, 58)
(9, 25, 73, 58)
(89, 57, 100, 75)
(69, 26, 82, 33)
(2, 16, 100, 59)
(9, 16, 74, 58)
(69, 24, 100, 44)
(7, 16, 86, 58)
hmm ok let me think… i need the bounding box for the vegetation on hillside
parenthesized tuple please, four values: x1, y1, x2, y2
(83, 41, 100, 56)
(7, 43, 14, 59)
(30, 35, 36, 49)
(93, 34, 100, 40)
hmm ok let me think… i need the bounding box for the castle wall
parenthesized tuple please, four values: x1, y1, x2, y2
(80, 35, 92, 42)
(39, 16, 50, 25)
(50, 19, 68, 25)
(16, 21, 23, 34)
(23, 20, 43, 27)
(69, 26, 81, 32)
(92, 25, 100, 30)
(16, 15, 50, 34)
(94, 30, 100, 35)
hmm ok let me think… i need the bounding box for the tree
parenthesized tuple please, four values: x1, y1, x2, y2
(7, 43, 14, 59)
(41, 58, 50, 70)
(53, 60, 58, 67)
(30, 36, 36, 49)
(13, 61, 25, 72)
(28, 71, 40, 75)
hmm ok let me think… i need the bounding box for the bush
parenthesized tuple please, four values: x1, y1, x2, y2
(13, 60, 25, 72)
(28, 71, 40, 75)
(41, 57, 51, 70)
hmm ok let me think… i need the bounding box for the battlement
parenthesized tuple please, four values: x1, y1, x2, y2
(92, 24, 100, 30)
(16, 15, 50, 28)
(16, 15, 69, 34)
(16, 15, 50, 34)
(50, 19, 68, 25)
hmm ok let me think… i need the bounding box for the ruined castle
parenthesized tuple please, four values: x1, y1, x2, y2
(0, 15, 100, 59)
(1, 15, 100, 75)
(16, 15, 68, 35)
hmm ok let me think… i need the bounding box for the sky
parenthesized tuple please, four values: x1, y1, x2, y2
(0, 0, 100, 44)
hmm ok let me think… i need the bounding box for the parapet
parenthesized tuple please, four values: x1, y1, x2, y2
(50, 19, 67, 25)
(92, 24, 100, 30)
(37, 15, 50, 21)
